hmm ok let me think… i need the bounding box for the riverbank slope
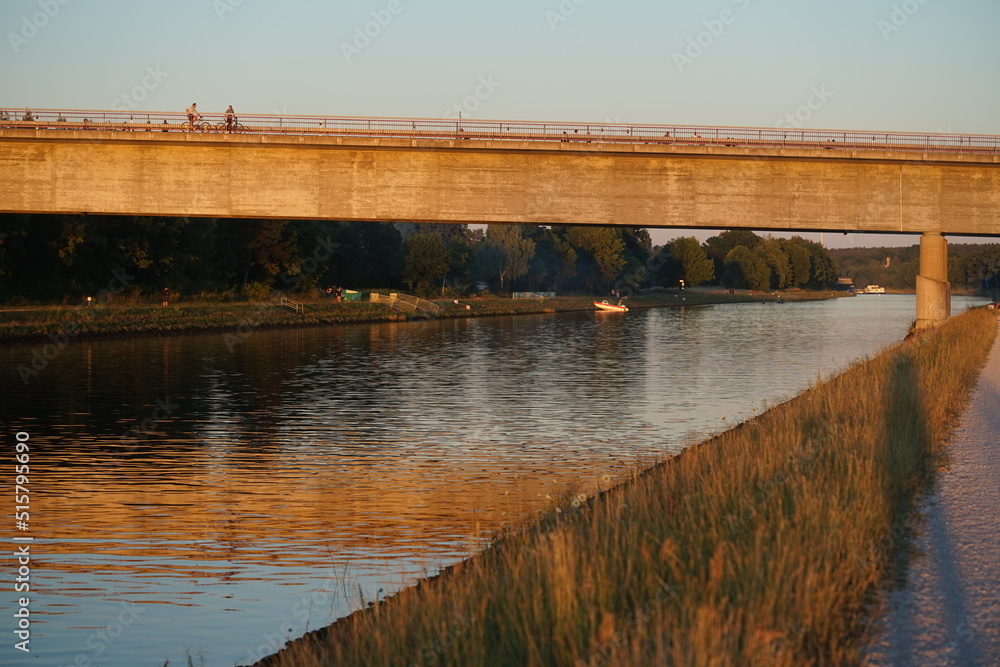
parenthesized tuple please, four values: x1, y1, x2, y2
(252, 306, 997, 666)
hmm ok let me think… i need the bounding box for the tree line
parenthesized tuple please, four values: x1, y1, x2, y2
(829, 243, 1000, 295)
(0, 214, 841, 302)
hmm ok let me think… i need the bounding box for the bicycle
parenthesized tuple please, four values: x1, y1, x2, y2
(216, 118, 246, 133)
(182, 116, 215, 132)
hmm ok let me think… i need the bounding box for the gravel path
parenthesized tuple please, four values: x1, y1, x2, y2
(865, 318, 1000, 666)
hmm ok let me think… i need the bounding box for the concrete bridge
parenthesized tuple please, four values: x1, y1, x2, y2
(2, 109, 999, 327)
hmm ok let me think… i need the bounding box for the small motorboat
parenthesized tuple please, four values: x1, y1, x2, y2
(594, 299, 628, 312)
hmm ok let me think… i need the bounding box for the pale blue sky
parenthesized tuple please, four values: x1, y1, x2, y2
(2, 0, 998, 248)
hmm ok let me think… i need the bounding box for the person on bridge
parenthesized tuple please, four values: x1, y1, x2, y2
(225, 105, 237, 132)
(186, 103, 199, 127)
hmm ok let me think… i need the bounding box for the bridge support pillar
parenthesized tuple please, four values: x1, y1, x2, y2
(915, 232, 951, 330)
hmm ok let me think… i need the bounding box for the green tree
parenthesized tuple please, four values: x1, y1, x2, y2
(951, 245, 1000, 292)
(0, 214, 79, 299)
(155, 217, 228, 294)
(828, 245, 926, 291)
(719, 229, 762, 250)
(778, 239, 812, 287)
(618, 227, 654, 291)
(0, 215, 29, 283)
(353, 221, 404, 288)
(403, 232, 450, 294)
(703, 230, 762, 282)
(663, 236, 714, 287)
(445, 237, 475, 290)
(564, 226, 626, 292)
(789, 237, 838, 287)
(218, 220, 298, 287)
(525, 227, 577, 292)
(481, 224, 536, 291)
(723, 245, 771, 290)
(758, 238, 792, 289)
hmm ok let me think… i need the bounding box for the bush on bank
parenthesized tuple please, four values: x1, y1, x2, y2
(256, 307, 996, 666)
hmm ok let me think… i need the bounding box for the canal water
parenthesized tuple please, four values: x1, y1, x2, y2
(0, 295, 986, 666)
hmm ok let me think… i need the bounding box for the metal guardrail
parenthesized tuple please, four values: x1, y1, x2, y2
(1, 107, 998, 156)
(279, 296, 304, 314)
(370, 292, 440, 315)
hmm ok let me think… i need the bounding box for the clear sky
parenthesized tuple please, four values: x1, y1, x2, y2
(2, 0, 998, 248)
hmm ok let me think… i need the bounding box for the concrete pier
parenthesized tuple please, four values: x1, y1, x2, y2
(915, 232, 951, 329)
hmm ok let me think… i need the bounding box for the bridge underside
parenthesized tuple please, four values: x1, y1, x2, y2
(2, 130, 999, 325)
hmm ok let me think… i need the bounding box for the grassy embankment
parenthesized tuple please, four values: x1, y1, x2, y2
(256, 307, 997, 667)
(0, 289, 839, 344)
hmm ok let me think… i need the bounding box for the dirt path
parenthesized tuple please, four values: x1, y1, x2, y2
(865, 318, 1000, 666)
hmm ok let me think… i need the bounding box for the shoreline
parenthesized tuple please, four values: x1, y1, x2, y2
(0, 289, 848, 345)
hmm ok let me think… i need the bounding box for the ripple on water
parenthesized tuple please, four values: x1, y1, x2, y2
(0, 296, 986, 666)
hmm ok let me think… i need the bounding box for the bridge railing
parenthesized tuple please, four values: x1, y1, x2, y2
(2, 107, 998, 156)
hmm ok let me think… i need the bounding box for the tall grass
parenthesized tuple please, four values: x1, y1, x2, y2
(256, 308, 996, 667)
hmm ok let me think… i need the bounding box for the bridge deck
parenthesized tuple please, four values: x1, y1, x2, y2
(3, 108, 998, 156)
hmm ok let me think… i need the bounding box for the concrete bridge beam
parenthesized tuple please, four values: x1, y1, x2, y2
(1, 130, 996, 327)
(915, 231, 951, 329)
